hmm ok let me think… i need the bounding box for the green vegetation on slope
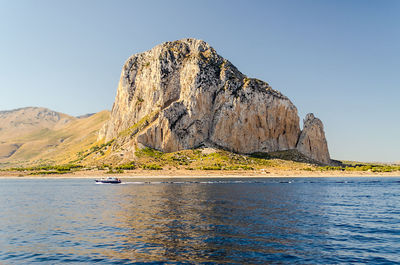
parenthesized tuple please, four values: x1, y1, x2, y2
(118, 111, 160, 138)
(9, 164, 83, 175)
(114, 147, 308, 172)
(91, 147, 400, 174)
(3, 145, 399, 175)
(0, 110, 110, 168)
(317, 164, 400, 173)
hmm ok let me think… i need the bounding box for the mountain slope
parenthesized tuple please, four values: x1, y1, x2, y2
(0, 108, 109, 168)
(0, 107, 74, 140)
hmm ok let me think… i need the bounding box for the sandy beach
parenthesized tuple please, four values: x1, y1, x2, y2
(0, 169, 399, 178)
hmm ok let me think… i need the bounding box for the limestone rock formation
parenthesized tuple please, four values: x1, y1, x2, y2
(296, 113, 330, 164)
(99, 38, 331, 164)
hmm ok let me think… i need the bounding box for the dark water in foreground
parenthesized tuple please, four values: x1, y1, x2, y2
(0, 177, 399, 264)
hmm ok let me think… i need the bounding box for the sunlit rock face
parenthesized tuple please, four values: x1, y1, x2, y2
(99, 38, 331, 164)
(296, 113, 331, 164)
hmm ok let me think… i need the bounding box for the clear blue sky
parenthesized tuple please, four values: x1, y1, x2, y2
(0, 0, 399, 162)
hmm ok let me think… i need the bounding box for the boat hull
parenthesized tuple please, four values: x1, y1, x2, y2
(95, 179, 121, 184)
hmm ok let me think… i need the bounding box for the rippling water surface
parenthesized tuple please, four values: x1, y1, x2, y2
(0, 177, 399, 264)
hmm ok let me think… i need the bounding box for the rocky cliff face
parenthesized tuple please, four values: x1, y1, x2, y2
(296, 113, 331, 164)
(99, 38, 331, 164)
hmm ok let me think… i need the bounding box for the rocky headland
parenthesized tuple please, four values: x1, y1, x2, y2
(98, 38, 331, 165)
(2, 39, 399, 176)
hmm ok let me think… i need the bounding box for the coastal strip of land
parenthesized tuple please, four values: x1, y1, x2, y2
(0, 169, 399, 178)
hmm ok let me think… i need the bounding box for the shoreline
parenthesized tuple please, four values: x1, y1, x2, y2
(0, 169, 399, 179)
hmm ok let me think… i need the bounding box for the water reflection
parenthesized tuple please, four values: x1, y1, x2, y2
(106, 179, 330, 263)
(1, 178, 398, 264)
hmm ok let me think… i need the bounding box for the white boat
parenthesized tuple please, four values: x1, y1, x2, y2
(95, 177, 121, 184)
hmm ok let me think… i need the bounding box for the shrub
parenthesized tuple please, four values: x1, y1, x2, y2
(105, 168, 123, 174)
(116, 162, 137, 170)
(136, 147, 163, 159)
(141, 164, 163, 170)
(224, 165, 254, 170)
(200, 163, 223, 170)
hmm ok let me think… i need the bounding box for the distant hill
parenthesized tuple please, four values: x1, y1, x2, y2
(76, 113, 95, 119)
(0, 107, 74, 139)
(0, 107, 109, 168)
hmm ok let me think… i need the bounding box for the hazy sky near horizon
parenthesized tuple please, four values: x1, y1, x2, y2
(0, 0, 399, 162)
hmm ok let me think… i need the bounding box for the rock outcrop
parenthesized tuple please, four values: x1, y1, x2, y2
(99, 38, 331, 164)
(296, 113, 330, 164)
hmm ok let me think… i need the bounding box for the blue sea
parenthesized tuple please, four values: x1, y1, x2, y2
(0, 177, 399, 264)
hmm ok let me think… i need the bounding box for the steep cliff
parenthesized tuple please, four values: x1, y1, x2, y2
(99, 38, 331, 164)
(296, 113, 331, 164)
